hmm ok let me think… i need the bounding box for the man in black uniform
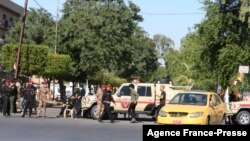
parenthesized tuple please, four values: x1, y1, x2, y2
(9, 79, 18, 113)
(98, 84, 116, 123)
(22, 81, 36, 118)
(1, 79, 11, 117)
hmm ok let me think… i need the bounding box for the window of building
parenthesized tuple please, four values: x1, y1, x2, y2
(3, 14, 6, 19)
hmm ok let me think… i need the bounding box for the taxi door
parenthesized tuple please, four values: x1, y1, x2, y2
(208, 94, 218, 124)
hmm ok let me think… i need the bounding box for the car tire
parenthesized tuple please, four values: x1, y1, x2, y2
(90, 105, 98, 120)
(236, 111, 250, 125)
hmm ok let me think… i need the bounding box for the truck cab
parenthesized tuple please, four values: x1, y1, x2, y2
(226, 92, 250, 125)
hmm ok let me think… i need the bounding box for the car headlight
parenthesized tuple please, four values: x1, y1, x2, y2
(189, 112, 203, 118)
(158, 110, 167, 117)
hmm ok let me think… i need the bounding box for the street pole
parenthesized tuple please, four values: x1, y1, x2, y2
(15, 0, 28, 79)
(54, 0, 59, 54)
(53, 0, 60, 100)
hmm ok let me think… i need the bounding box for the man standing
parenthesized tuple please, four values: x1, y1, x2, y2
(96, 85, 105, 118)
(37, 82, 51, 118)
(128, 83, 139, 123)
(9, 79, 18, 113)
(22, 81, 36, 118)
(98, 84, 116, 123)
(156, 85, 166, 117)
(1, 80, 11, 117)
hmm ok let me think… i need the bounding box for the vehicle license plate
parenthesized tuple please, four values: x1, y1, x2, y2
(172, 120, 181, 124)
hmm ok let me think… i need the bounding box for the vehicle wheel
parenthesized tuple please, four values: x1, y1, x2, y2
(90, 105, 98, 120)
(206, 116, 210, 125)
(236, 111, 250, 125)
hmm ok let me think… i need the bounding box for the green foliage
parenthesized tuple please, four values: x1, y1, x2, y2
(91, 69, 127, 86)
(153, 34, 174, 58)
(1, 44, 49, 75)
(149, 66, 168, 82)
(59, 0, 157, 82)
(44, 54, 71, 80)
(165, 0, 250, 89)
(5, 8, 55, 50)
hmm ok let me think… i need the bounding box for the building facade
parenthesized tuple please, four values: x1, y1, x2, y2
(0, 0, 24, 44)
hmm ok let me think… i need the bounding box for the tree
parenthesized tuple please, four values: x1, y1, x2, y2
(1, 44, 49, 76)
(165, 0, 250, 89)
(44, 53, 71, 80)
(153, 34, 174, 58)
(5, 8, 55, 51)
(59, 0, 157, 82)
(44, 53, 71, 100)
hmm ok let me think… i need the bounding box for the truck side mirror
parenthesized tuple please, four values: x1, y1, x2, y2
(117, 93, 121, 97)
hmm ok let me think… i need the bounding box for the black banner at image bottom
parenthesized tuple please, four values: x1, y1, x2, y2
(143, 125, 250, 140)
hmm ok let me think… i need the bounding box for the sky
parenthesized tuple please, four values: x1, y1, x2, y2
(11, 0, 206, 49)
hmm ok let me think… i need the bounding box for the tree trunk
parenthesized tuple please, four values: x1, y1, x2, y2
(58, 79, 66, 103)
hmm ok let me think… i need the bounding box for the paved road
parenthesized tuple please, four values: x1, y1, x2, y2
(0, 108, 155, 141)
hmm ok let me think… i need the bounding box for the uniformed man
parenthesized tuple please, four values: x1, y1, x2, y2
(128, 83, 139, 123)
(96, 85, 105, 118)
(9, 79, 18, 113)
(98, 84, 116, 123)
(1, 79, 11, 117)
(22, 81, 36, 118)
(36, 82, 51, 118)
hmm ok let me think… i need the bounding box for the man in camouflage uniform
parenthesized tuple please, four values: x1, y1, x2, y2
(96, 85, 105, 118)
(37, 82, 51, 118)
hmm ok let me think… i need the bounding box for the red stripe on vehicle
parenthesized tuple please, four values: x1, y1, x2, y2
(239, 104, 250, 107)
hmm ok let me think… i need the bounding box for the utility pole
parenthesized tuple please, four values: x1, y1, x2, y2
(54, 0, 59, 54)
(15, 0, 28, 79)
(53, 0, 60, 100)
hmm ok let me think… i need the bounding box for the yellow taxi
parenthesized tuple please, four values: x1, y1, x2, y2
(157, 91, 226, 125)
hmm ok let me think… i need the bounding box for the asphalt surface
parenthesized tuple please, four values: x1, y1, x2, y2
(0, 108, 155, 141)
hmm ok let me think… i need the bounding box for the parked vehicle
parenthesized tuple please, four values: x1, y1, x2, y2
(157, 91, 227, 125)
(226, 92, 250, 125)
(82, 82, 191, 119)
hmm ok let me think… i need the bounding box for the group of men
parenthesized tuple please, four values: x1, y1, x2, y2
(0, 79, 51, 118)
(1, 79, 167, 123)
(95, 83, 166, 123)
(0, 79, 18, 117)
